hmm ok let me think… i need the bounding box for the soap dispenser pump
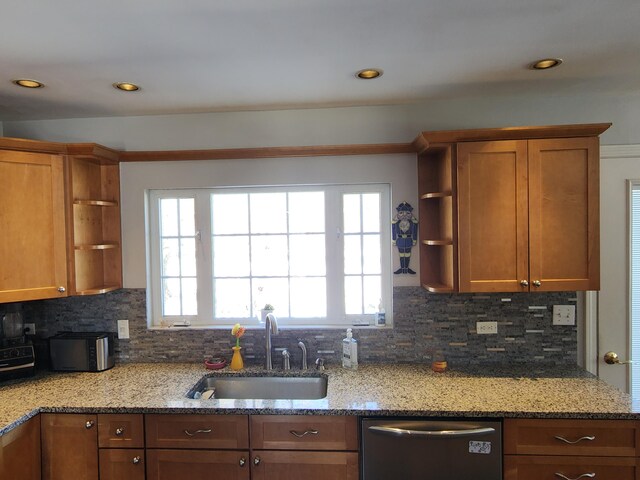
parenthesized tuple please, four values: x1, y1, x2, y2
(342, 328, 358, 369)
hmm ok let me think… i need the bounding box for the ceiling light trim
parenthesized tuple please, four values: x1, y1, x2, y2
(530, 58, 563, 70)
(12, 79, 45, 89)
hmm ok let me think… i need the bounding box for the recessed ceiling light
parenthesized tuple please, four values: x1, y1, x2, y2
(356, 68, 383, 79)
(13, 79, 44, 89)
(531, 58, 563, 70)
(113, 82, 140, 92)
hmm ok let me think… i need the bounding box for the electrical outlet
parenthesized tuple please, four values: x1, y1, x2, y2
(117, 320, 130, 339)
(553, 305, 576, 325)
(477, 321, 498, 335)
(25, 323, 36, 335)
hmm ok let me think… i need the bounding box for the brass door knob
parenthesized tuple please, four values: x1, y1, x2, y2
(603, 351, 633, 365)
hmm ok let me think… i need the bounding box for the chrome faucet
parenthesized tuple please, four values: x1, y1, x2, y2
(265, 312, 279, 370)
(297, 341, 308, 370)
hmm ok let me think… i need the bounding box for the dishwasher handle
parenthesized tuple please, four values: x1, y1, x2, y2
(368, 425, 496, 438)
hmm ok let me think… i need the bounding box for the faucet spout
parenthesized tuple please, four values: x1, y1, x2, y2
(297, 341, 308, 370)
(265, 313, 279, 370)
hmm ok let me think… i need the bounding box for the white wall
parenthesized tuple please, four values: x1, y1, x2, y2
(121, 154, 418, 288)
(3, 92, 640, 148)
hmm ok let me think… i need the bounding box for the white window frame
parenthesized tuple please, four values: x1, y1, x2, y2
(146, 183, 392, 329)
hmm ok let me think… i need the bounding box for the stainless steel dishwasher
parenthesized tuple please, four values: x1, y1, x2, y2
(362, 418, 502, 479)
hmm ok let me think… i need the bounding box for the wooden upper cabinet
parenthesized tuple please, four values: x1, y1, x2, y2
(457, 140, 529, 292)
(528, 137, 600, 291)
(0, 150, 68, 302)
(457, 136, 600, 292)
(414, 123, 609, 293)
(0, 137, 122, 303)
(65, 144, 122, 295)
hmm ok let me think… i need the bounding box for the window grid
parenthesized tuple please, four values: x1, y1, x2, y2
(148, 185, 391, 327)
(160, 198, 197, 317)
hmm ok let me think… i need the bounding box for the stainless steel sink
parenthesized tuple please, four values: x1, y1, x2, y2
(187, 374, 328, 400)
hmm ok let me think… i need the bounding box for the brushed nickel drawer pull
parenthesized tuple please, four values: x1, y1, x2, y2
(290, 429, 319, 438)
(85, 421, 95, 429)
(239, 457, 246, 467)
(115, 427, 124, 436)
(132, 456, 141, 465)
(554, 435, 596, 444)
(184, 428, 212, 436)
(554, 473, 595, 480)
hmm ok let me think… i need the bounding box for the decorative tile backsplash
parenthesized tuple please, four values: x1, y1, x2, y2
(18, 287, 577, 367)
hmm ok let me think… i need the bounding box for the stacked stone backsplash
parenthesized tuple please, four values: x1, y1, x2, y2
(19, 287, 577, 367)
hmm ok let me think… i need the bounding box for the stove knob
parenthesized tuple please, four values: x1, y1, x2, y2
(11, 349, 20, 357)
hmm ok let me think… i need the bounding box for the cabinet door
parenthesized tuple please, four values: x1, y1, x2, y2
(41, 413, 98, 480)
(251, 451, 359, 480)
(99, 449, 145, 480)
(146, 449, 250, 480)
(528, 137, 600, 291)
(0, 416, 40, 480)
(0, 151, 67, 302)
(457, 140, 529, 292)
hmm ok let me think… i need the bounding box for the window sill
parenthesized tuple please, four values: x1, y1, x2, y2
(147, 323, 393, 331)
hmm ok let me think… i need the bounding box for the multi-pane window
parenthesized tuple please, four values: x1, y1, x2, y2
(147, 184, 391, 327)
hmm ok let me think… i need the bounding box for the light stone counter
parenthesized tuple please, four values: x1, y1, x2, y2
(0, 363, 637, 436)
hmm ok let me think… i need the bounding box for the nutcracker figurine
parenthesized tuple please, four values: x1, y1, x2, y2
(392, 201, 418, 274)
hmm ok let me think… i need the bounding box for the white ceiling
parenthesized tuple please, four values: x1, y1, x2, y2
(1, 0, 639, 121)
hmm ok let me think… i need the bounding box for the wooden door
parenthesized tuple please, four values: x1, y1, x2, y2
(0, 416, 40, 480)
(146, 449, 250, 480)
(251, 451, 359, 480)
(0, 150, 67, 302)
(528, 137, 600, 291)
(457, 140, 529, 292)
(99, 449, 145, 480)
(41, 413, 98, 480)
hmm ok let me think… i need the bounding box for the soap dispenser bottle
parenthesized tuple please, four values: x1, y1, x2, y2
(342, 328, 358, 369)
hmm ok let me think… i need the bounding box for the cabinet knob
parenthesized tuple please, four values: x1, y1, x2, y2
(115, 427, 124, 436)
(239, 457, 246, 467)
(132, 456, 141, 465)
(253, 456, 261, 466)
(58, 286, 66, 293)
(532, 280, 541, 287)
(520, 280, 529, 287)
(85, 420, 95, 429)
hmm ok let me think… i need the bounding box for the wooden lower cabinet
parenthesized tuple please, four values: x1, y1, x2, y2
(146, 449, 250, 480)
(251, 451, 359, 480)
(504, 455, 640, 480)
(505, 418, 640, 480)
(41, 413, 99, 480)
(0, 416, 40, 480)
(99, 449, 145, 480)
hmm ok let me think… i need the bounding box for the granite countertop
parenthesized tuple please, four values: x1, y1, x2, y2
(0, 362, 638, 436)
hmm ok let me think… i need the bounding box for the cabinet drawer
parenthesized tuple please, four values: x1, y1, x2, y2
(250, 415, 358, 451)
(251, 451, 359, 480)
(145, 414, 249, 449)
(146, 449, 250, 480)
(98, 414, 144, 448)
(99, 449, 145, 480)
(504, 455, 640, 480)
(504, 418, 640, 456)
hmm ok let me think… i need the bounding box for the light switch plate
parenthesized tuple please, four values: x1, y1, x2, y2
(553, 305, 576, 326)
(117, 319, 130, 339)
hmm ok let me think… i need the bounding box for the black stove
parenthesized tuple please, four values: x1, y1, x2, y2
(0, 337, 35, 381)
